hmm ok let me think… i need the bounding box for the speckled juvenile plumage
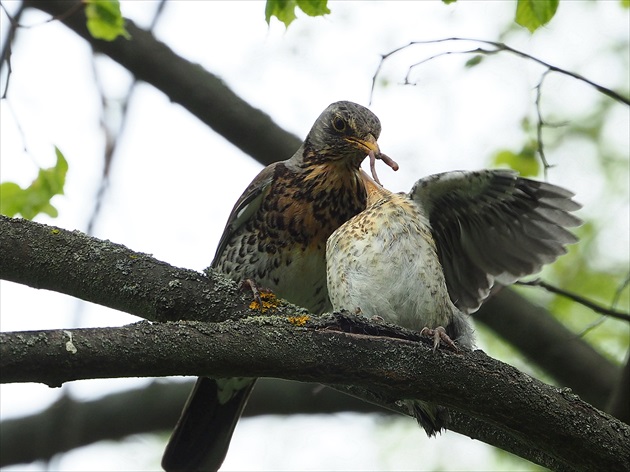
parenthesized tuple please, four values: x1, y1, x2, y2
(327, 169, 581, 435)
(328, 174, 474, 348)
(163, 101, 394, 472)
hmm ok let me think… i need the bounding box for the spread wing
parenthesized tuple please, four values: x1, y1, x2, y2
(211, 162, 281, 267)
(409, 169, 582, 314)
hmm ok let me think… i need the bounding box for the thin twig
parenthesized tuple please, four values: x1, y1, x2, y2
(534, 69, 553, 179)
(0, 0, 82, 28)
(612, 272, 630, 309)
(576, 274, 629, 336)
(403, 47, 500, 86)
(371, 38, 630, 106)
(0, 1, 25, 98)
(84, 0, 168, 236)
(516, 278, 630, 322)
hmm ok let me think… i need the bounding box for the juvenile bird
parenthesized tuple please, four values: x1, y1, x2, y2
(162, 101, 397, 472)
(327, 169, 581, 433)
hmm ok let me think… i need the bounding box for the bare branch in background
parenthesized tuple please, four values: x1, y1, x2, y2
(372, 38, 630, 106)
(85, 0, 168, 236)
(516, 278, 630, 322)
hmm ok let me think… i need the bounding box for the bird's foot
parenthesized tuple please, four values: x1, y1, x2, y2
(241, 279, 277, 314)
(420, 326, 459, 352)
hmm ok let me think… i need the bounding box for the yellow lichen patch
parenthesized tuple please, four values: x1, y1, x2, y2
(287, 315, 310, 326)
(249, 290, 279, 314)
(51, 229, 60, 235)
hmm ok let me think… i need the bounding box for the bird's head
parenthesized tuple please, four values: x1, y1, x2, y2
(301, 101, 383, 168)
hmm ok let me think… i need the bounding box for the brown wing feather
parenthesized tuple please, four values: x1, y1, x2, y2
(409, 169, 582, 313)
(211, 162, 281, 267)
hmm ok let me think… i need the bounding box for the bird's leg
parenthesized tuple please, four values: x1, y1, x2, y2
(420, 326, 459, 352)
(241, 278, 262, 306)
(240, 279, 277, 313)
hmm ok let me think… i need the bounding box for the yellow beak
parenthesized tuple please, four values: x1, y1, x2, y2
(345, 133, 380, 155)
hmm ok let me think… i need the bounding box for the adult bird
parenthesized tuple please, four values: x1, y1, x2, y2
(162, 101, 398, 471)
(327, 169, 581, 431)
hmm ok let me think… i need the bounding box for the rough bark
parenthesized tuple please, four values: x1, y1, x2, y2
(2, 315, 629, 471)
(1, 216, 629, 471)
(475, 289, 619, 408)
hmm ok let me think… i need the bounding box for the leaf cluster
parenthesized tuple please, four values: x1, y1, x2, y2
(0, 147, 67, 220)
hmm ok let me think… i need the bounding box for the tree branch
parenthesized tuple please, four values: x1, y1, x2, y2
(1, 313, 628, 471)
(607, 354, 630, 424)
(474, 288, 620, 409)
(2, 215, 630, 470)
(516, 279, 630, 322)
(372, 38, 630, 106)
(0, 379, 390, 468)
(0, 205, 621, 413)
(0, 215, 250, 325)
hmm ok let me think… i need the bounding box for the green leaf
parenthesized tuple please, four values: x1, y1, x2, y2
(515, 0, 559, 33)
(265, 0, 296, 26)
(442, 0, 458, 4)
(492, 144, 541, 177)
(84, 0, 131, 41)
(295, 0, 330, 17)
(0, 182, 23, 218)
(464, 55, 484, 68)
(622, 0, 630, 8)
(0, 147, 68, 220)
(265, 0, 329, 27)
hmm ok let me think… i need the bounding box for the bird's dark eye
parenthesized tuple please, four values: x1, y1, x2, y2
(332, 116, 347, 132)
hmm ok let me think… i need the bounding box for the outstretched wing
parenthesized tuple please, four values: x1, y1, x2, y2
(211, 162, 280, 267)
(409, 169, 582, 314)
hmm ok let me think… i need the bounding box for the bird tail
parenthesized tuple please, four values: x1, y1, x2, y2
(162, 377, 256, 472)
(408, 400, 450, 436)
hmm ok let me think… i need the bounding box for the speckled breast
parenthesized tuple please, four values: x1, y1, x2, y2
(216, 163, 367, 315)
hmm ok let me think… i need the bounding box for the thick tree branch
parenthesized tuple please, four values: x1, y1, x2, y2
(475, 288, 620, 408)
(1, 209, 621, 414)
(2, 215, 630, 470)
(0, 215, 249, 325)
(23, 0, 302, 167)
(0, 379, 385, 468)
(607, 354, 630, 424)
(1, 315, 629, 472)
(0, 379, 392, 467)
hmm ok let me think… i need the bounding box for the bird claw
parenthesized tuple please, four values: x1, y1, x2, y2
(368, 150, 399, 186)
(420, 326, 459, 352)
(240, 279, 275, 312)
